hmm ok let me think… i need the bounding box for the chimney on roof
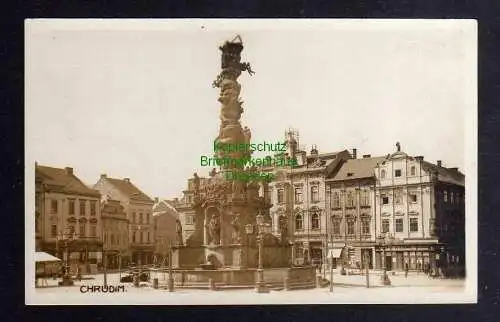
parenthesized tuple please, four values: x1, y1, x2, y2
(437, 160, 442, 167)
(100, 174, 107, 179)
(363, 154, 371, 159)
(124, 178, 130, 182)
(154, 197, 159, 203)
(415, 156, 424, 161)
(65, 167, 73, 175)
(310, 145, 318, 156)
(352, 148, 357, 159)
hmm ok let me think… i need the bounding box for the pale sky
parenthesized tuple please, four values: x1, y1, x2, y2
(25, 19, 476, 200)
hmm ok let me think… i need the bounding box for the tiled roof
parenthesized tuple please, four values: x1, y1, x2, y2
(153, 200, 180, 220)
(328, 156, 387, 181)
(36, 165, 100, 196)
(421, 161, 465, 187)
(105, 177, 153, 203)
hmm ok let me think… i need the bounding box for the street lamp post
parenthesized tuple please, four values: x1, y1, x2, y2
(167, 239, 174, 292)
(245, 224, 253, 268)
(57, 229, 78, 286)
(329, 255, 334, 293)
(365, 251, 370, 288)
(255, 213, 270, 293)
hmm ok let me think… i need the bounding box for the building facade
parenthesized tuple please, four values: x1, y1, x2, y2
(173, 176, 208, 243)
(373, 145, 465, 275)
(263, 130, 352, 265)
(94, 175, 155, 266)
(152, 198, 182, 265)
(36, 164, 103, 274)
(325, 154, 386, 269)
(101, 198, 129, 269)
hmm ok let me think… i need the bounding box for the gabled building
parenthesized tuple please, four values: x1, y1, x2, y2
(152, 198, 182, 265)
(374, 144, 465, 276)
(94, 175, 155, 266)
(35, 163, 102, 274)
(173, 175, 209, 244)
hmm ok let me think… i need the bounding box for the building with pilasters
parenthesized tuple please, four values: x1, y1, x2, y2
(36, 164, 103, 274)
(264, 130, 352, 265)
(94, 175, 155, 266)
(101, 198, 129, 269)
(373, 144, 465, 275)
(325, 154, 386, 269)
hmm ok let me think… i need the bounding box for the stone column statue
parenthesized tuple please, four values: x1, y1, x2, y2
(206, 213, 221, 245)
(175, 219, 183, 246)
(231, 213, 242, 244)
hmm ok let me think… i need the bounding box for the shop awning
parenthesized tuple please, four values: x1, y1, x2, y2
(34, 252, 61, 263)
(327, 248, 343, 259)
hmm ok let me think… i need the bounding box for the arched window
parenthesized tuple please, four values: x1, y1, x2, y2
(311, 213, 320, 229)
(295, 214, 303, 230)
(381, 169, 386, 179)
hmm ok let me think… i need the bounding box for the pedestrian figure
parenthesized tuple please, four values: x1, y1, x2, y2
(404, 263, 409, 278)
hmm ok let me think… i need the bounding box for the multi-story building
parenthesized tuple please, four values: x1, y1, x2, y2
(264, 130, 352, 265)
(325, 154, 386, 269)
(101, 198, 129, 269)
(36, 164, 103, 274)
(373, 144, 465, 275)
(94, 175, 155, 266)
(152, 198, 182, 265)
(35, 173, 44, 251)
(173, 175, 208, 243)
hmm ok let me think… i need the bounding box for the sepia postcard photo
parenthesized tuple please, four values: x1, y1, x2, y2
(25, 19, 477, 305)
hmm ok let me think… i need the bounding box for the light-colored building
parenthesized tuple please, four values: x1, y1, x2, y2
(373, 144, 465, 275)
(152, 198, 181, 265)
(173, 175, 208, 243)
(36, 164, 103, 274)
(101, 198, 129, 269)
(263, 130, 352, 265)
(94, 175, 155, 266)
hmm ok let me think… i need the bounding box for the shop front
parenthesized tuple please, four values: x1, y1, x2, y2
(374, 243, 437, 271)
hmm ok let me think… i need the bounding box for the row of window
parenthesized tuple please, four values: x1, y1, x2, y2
(276, 187, 373, 208)
(443, 190, 461, 204)
(380, 166, 417, 179)
(131, 212, 151, 224)
(330, 219, 371, 235)
(276, 186, 320, 204)
(50, 224, 97, 237)
(131, 231, 151, 244)
(381, 218, 419, 233)
(104, 232, 127, 245)
(331, 190, 370, 208)
(50, 199, 98, 216)
(381, 191, 419, 205)
(287, 216, 419, 234)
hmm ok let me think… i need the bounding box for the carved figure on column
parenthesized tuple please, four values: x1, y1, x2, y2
(230, 213, 242, 244)
(207, 213, 221, 245)
(175, 219, 184, 246)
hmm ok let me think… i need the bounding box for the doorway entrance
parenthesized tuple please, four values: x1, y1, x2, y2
(385, 255, 392, 271)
